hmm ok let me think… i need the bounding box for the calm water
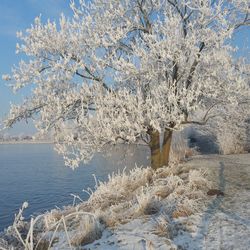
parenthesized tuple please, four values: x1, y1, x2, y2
(0, 143, 149, 231)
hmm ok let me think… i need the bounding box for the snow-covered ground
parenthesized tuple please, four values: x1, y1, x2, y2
(83, 154, 250, 250)
(175, 154, 250, 250)
(1, 154, 250, 250)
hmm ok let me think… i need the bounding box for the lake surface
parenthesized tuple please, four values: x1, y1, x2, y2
(0, 143, 149, 231)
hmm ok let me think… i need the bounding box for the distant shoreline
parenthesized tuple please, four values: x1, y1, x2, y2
(0, 140, 54, 145)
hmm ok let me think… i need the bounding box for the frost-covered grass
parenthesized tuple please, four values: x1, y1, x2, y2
(0, 164, 211, 249)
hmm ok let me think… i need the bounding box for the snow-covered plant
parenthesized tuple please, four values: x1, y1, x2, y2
(153, 213, 171, 238)
(3, 0, 250, 169)
(194, 99, 250, 154)
(216, 121, 247, 154)
(2, 165, 211, 249)
(136, 187, 161, 215)
(211, 103, 250, 154)
(10, 202, 44, 250)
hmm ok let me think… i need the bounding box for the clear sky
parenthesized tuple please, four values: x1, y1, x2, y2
(0, 0, 72, 135)
(0, 0, 249, 135)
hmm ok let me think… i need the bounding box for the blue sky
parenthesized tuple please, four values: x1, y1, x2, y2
(0, 1, 249, 135)
(0, 0, 71, 135)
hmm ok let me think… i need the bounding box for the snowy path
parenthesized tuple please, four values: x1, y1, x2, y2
(175, 154, 250, 250)
(84, 154, 250, 250)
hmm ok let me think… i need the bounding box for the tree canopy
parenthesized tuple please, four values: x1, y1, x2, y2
(3, 0, 250, 168)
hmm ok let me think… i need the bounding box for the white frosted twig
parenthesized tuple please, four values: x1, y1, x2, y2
(62, 216, 73, 250)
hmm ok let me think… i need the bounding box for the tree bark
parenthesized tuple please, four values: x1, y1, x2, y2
(149, 128, 173, 170)
(149, 130, 161, 170)
(161, 129, 173, 167)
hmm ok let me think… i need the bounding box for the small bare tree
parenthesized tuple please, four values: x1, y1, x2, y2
(3, 0, 250, 169)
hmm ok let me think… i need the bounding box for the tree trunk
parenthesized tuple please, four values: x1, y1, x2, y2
(149, 128, 173, 170)
(161, 129, 173, 167)
(149, 130, 161, 170)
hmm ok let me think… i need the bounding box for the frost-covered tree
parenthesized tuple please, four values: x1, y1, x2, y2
(201, 101, 250, 154)
(3, 0, 250, 169)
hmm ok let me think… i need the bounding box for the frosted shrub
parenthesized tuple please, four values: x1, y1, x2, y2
(68, 213, 102, 246)
(188, 170, 210, 190)
(202, 103, 250, 155)
(87, 166, 210, 225)
(153, 213, 172, 238)
(136, 187, 161, 215)
(216, 122, 247, 155)
(87, 167, 153, 211)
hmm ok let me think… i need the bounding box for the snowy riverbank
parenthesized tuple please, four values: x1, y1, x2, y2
(1, 154, 250, 249)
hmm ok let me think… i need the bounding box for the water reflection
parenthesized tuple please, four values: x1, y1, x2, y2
(0, 143, 150, 231)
